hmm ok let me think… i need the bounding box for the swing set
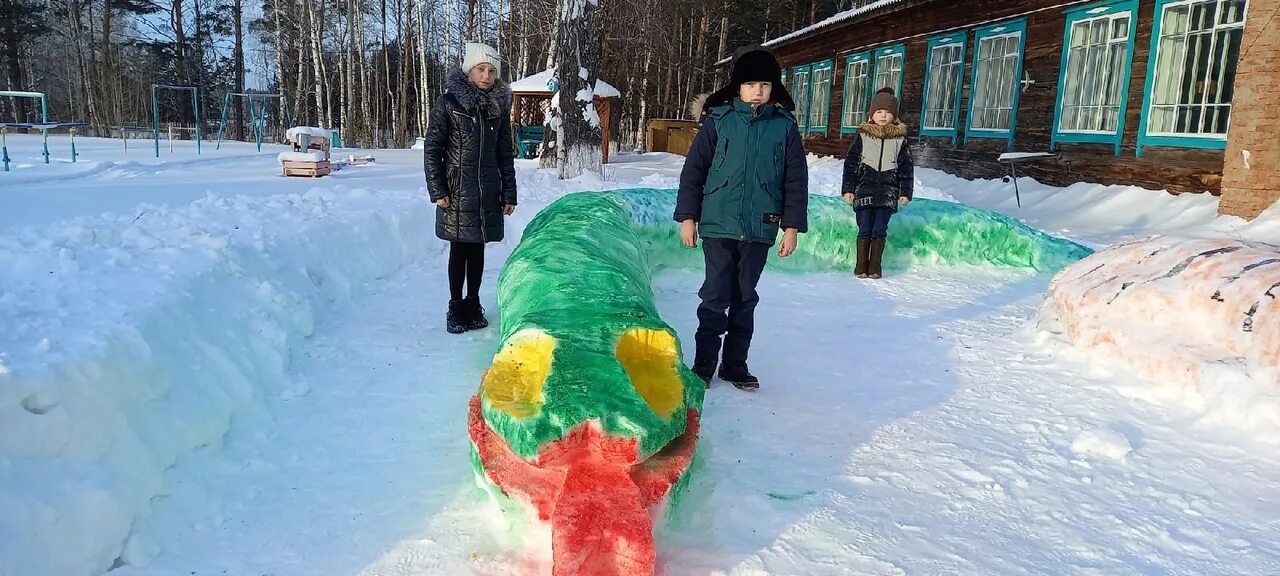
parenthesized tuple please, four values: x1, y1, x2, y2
(215, 92, 292, 151)
(151, 84, 202, 158)
(1, 90, 88, 172)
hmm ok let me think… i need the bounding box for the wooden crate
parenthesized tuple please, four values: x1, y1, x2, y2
(282, 159, 332, 178)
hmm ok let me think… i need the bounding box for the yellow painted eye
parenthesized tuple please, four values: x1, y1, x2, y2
(483, 328, 556, 419)
(615, 328, 685, 419)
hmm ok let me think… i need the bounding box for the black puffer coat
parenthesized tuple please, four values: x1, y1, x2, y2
(424, 69, 518, 243)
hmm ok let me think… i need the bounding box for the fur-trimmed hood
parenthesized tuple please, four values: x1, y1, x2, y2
(858, 121, 908, 140)
(445, 68, 511, 118)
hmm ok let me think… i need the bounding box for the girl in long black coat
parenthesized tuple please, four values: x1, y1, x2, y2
(424, 43, 518, 334)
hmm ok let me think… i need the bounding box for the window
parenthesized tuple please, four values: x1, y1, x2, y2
(781, 69, 788, 88)
(841, 53, 871, 132)
(1053, 0, 1139, 154)
(792, 65, 812, 130)
(808, 60, 835, 134)
(872, 45, 905, 96)
(1138, 0, 1246, 153)
(921, 34, 967, 139)
(966, 19, 1028, 145)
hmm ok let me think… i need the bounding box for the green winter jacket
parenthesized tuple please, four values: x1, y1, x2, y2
(674, 99, 809, 246)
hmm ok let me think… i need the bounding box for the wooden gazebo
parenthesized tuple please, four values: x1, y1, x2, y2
(509, 69, 621, 164)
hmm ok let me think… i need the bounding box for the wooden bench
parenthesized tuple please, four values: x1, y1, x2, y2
(514, 124, 544, 159)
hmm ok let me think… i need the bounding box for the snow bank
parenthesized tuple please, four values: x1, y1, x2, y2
(0, 188, 432, 575)
(1034, 235, 1280, 434)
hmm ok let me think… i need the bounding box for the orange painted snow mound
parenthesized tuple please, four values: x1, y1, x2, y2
(1036, 235, 1280, 428)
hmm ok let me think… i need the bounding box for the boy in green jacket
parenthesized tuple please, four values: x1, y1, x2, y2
(673, 44, 809, 391)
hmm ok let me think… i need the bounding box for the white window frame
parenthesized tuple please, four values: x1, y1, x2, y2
(841, 53, 871, 132)
(1141, 0, 1247, 143)
(921, 35, 966, 137)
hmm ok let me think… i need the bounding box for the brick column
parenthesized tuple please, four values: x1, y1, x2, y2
(1220, 1, 1280, 220)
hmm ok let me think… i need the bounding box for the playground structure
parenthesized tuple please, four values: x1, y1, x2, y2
(215, 92, 293, 152)
(2, 90, 88, 171)
(151, 84, 201, 158)
(279, 126, 333, 177)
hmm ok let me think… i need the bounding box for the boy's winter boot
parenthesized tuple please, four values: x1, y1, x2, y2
(718, 363, 760, 391)
(465, 296, 489, 330)
(855, 238, 871, 278)
(691, 334, 721, 388)
(447, 299, 467, 334)
(869, 239, 886, 279)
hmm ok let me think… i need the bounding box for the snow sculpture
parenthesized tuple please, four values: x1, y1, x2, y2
(615, 189, 1092, 274)
(469, 193, 703, 576)
(469, 189, 1091, 575)
(1037, 235, 1280, 389)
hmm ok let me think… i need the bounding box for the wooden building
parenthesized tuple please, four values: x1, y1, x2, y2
(761, 0, 1279, 219)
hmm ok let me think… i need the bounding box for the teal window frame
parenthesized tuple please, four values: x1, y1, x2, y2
(1051, 0, 1139, 156)
(841, 52, 872, 134)
(807, 59, 835, 135)
(1135, 0, 1246, 156)
(871, 44, 906, 97)
(920, 33, 968, 142)
(964, 18, 1028, 148)
(791, 64, 813, 131)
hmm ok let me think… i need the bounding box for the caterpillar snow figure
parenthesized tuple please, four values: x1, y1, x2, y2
(468, 192, 704, 576)
(467, 189, 1092, 576)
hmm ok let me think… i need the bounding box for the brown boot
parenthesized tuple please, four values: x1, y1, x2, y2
(869, 239, 886, 279)
(854, 238, 871, 278)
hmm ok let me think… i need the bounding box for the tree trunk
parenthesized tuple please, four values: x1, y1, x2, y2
(416, 0, 429, 134)
(1, 0, 26, 121)
(635, 42, 651, 149)
(553, 0, 602, 179)
(542, 0, 559, 71)
(172, 0, 186, 88)
(100, 0, 117, 133)
(355, 0, 370, 146)
(307, 0, 325, 128)
(233, 0, 244, 140)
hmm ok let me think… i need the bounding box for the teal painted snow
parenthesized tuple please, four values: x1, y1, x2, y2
(613, 188, 1092, 273)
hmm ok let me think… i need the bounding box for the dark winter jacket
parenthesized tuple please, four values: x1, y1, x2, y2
(424, 68, 517, 243)
(841, 121, 914, 212)
(674, 99, 808, 246)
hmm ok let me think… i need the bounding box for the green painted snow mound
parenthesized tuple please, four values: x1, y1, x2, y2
(616, 188, 1092, 274)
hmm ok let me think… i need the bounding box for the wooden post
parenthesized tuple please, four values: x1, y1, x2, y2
(599, 97, 611, 164)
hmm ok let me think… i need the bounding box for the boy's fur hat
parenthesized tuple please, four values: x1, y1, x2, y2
(701, 45, 796, 117)
(869, 87, 899, 118)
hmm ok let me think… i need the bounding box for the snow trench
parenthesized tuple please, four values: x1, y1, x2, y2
(0, 189, 434, 576)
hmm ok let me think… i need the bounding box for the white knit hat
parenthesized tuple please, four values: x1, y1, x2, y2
(463, 42, 501, 75)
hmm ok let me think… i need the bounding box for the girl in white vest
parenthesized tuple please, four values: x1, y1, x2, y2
(840, 87, 914, 279)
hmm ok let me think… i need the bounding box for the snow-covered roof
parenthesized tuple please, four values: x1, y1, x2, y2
(286, 126, 333, 140)
(715, 0, 906, 65)
(510, 69, 622, 98)
(765, 0, 905, 47)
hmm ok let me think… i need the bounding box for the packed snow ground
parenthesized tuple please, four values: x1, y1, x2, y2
(1, 133, 1279, 576)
